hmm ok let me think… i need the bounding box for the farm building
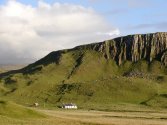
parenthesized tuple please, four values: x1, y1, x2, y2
(62, 103, 77, 109)
(33, 102, 39, 107)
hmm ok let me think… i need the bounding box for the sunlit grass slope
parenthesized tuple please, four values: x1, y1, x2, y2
(0, 47, 167, 110)
(0, 100, 45, 118)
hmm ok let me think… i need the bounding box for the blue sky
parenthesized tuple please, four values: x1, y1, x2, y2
(0, 0, 166, 64)
(0, 0, 166, 35)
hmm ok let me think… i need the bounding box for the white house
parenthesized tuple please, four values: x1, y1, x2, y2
(62, 103, 77, 109)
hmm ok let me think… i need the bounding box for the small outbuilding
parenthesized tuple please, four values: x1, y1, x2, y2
(62, 103, 77, 109)
(34, 102, 39, 107)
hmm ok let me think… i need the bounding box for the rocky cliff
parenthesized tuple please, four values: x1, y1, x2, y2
(73, 32, 167, 65)
(1, 32, 167, 78)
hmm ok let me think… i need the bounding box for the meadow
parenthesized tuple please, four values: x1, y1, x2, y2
(1, 106, 167, 125)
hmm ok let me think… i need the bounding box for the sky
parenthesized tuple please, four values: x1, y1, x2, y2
(0, 0, 166, 64)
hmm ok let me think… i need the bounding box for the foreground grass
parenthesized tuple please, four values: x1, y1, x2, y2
(1, 108, 167, 125)
(0, 100, 45, 119)
(0, 115, 90, 125)
(40, 109, 167, 125)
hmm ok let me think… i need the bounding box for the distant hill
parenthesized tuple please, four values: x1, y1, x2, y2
(0, 32, 167, 110)
(0, 64, 26, 73)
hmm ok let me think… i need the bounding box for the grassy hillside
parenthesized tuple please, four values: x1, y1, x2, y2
(0, 49, 167, 110)
(0, 33, 167, 110)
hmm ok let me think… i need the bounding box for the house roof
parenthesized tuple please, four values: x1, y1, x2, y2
(62, 103, 77, 106)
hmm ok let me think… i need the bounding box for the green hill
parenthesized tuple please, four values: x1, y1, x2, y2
(0, 32, 167, 110)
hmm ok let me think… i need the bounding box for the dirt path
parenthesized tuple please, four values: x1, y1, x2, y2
(36, 109, 167, 125)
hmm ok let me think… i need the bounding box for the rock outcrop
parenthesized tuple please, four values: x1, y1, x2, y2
(74, 32, 167, 65)
(2, 32, 167, 78)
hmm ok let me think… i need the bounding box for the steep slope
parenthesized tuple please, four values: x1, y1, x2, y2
(27, 32, 167, 66)
(0, 32, 167, 110)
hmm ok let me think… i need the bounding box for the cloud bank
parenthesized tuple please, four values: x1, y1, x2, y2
(0, 0, 119, 64)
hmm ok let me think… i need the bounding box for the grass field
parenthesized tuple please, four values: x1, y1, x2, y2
(1, 107, 167, 125)
(1, 100, 167, 125)
(40, 109, 167, 125)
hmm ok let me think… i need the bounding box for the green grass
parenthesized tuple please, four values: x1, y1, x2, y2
(0, 49, 167, 111)
(0, 100, 45, 118)
(141, 94, 167, 108)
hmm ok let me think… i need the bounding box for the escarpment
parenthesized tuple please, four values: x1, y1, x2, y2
(1, 32, 167, 78)
(32, 32, 167, 67)
(77, 32, 167, 65)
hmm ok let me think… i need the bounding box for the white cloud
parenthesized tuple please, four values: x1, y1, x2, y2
(96, 29, 120, 36)
(0, 0, 120, 64)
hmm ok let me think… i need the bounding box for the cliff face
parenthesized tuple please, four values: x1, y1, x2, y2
(75, 32, 167, 65)
(1, 32, 167, 109)
(2, 32, 166, 77)
(27, 32, 167, 68)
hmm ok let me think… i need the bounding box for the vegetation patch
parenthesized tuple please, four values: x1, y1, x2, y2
(0, 100, 45, 118)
